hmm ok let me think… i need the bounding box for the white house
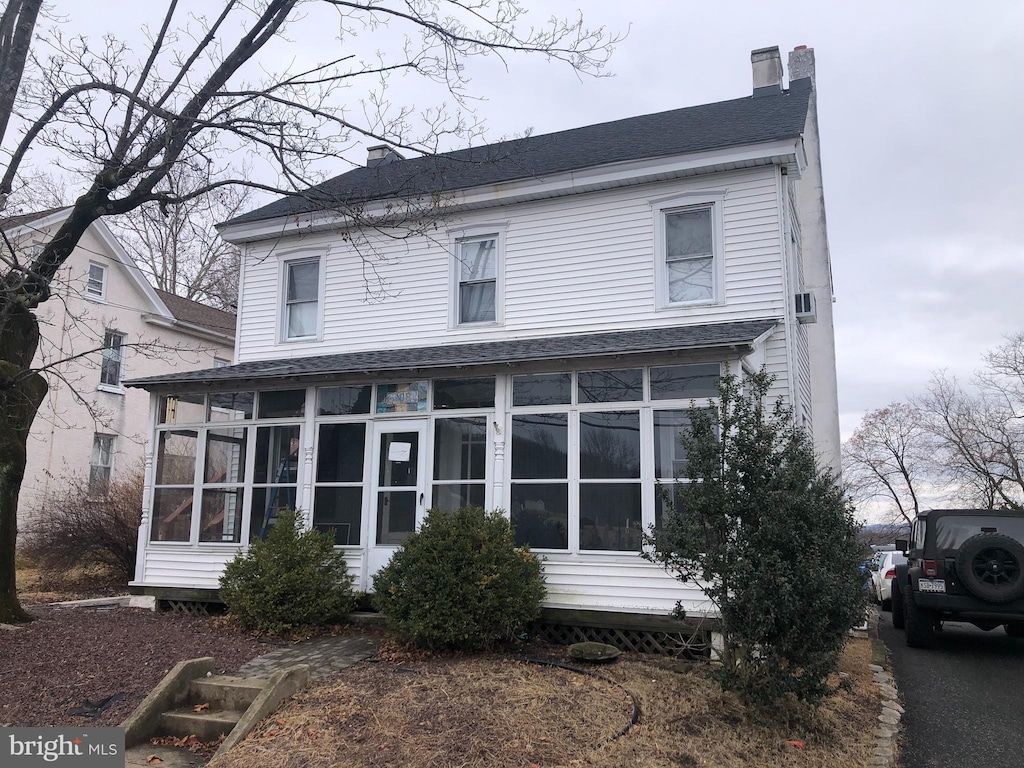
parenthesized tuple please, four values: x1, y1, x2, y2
(127, 46, 840, 622)
(0, 208, 236, 526)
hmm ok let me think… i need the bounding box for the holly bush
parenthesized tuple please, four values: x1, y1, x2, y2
(646, 370, 866, 710)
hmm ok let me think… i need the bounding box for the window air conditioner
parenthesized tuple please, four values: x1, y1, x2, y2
(794, 292, 817, 324)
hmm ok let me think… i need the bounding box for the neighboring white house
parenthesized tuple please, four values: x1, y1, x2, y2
(127, 46, 840, 620)
(0, 208, 236, 527)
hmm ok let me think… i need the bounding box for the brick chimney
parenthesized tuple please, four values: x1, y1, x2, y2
(751, 46, 783, 97)
(788, 45, 815, 90)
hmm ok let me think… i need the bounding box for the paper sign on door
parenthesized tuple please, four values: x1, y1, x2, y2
(387, 441, 412, 462)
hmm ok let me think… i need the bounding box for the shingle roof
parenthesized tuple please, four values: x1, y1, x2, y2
(154, 289, 237, 339)
(225, 85, 811, 226)
(125, 319, 777, 389)
(0, 206, 68, 231)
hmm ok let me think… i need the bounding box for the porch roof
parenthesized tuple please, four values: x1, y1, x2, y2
(125, 319, 778, 391)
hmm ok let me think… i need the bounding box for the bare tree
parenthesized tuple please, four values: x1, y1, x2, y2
(0, 0, 617, 622)
(915, 339, 1024, 510)
(108, 165, 252, 310)
(843, 402, 937, 526)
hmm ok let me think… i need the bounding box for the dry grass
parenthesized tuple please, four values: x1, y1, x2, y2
(213, 638, 879, 768)
(15, 560, 126, 603)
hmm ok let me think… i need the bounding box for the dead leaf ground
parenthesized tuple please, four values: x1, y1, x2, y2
(212, 638, 878, 768)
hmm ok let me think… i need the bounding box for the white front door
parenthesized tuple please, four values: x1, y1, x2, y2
(367, 419, 428, 576)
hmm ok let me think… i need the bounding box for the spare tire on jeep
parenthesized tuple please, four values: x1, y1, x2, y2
(955, 533, 1024, 603)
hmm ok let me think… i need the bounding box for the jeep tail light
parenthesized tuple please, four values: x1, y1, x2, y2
(884, 569, 896, 580)
(923, 560, 938, 577)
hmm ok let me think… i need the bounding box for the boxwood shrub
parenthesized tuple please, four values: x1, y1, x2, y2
(372, 507, 545, 650)
(219, 510, 355, 634)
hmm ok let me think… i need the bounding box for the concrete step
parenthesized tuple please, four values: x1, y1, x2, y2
(159, 707, 246, 743)
(190, 675, 267, 711)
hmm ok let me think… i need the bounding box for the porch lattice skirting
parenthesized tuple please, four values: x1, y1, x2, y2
(530, 617, 713, 658)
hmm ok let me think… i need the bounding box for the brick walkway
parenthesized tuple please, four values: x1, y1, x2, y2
(236, 634, 378, 680)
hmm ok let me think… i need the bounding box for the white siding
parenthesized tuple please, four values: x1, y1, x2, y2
(140, 547, 364, 591)
(541, 556, 714, 616)
(236, 167, 786, 362)
(795, 322, 813, 430)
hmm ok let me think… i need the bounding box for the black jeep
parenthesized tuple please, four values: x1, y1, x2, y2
(892, 509, 1024, 647)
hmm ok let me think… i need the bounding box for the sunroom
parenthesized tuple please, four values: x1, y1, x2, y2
(127, 319, 777, 617)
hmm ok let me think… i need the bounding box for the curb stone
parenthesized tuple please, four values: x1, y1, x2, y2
(867, 608, 901, 768)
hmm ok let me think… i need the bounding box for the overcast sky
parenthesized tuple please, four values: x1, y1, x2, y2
(30, 1, 1024, 440)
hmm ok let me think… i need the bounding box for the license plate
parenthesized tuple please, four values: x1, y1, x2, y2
(919, 579, 946, 593)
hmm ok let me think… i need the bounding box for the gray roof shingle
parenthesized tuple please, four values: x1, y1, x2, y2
(125, 319, 778, 390)
(225, 86, 810, 226)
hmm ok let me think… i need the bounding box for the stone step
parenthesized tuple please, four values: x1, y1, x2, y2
(158, 707, 246, 743)
(190, 675, 267, 711)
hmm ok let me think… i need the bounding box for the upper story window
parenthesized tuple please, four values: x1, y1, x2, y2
(86, 262, 107, 300)
(652, 192, 725, 308)
(456, 236, 498, 324)
(282, 257, 321, 341)
(665, 207, 714, 302)
(100, 330, 125, 388)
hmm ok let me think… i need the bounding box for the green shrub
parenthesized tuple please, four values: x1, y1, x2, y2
(372, 507, 546, 650)
(645, 370, 867, 711)
(219, 510, 355, 634)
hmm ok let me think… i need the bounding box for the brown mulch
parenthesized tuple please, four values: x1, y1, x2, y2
(0, 605, 272, 727)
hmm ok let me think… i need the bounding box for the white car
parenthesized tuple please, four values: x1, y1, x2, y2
(871, 551, 907, 610)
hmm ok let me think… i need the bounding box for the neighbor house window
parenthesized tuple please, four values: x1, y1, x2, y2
(89, 434, 114, 494)
(456, 236, 498, 324)
(283, 257, 320, 340)
(100, 331, 124, 387)
(86, 262, 107, 300)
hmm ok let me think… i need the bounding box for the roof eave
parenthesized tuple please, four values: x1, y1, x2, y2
(217, 137, 804, 244)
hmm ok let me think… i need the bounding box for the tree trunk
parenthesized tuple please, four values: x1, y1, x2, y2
(0, 302, 47, 623)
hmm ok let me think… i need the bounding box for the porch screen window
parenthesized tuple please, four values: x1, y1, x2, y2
(457, 237, 497, 324)
(314, 423, 366, 545)
(432, 417, 487, 511)
(580, 411, 642, 551)
(249, 424, 301, 540)
(199, 427, 247, 542)
(653, 410, 694, 529)
(665, 207, 714, 303)
(284, 258, 319, 339)
(100, 331, 124, 387)
(151, 430, 198, 542)
(510, 413, 569, 550)
(89, 434, 114, 495)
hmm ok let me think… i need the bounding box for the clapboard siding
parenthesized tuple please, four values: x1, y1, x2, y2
(140, 547, 364, 592)
(236, 167, 785, 362)
(795, 322, 813, 428)
(540, 557, 713, 616)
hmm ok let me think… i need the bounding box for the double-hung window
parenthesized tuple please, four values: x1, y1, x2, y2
(86, 262, 107, 300)
(283, 257, 321, 340)
(100, 331, 124, 388)
(89, 434, 114, 495)
(654, 193, 724, 307)
(455, 236, 499, 324)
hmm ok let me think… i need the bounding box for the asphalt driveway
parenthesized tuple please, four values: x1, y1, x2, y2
(880, 612, 1024, 768)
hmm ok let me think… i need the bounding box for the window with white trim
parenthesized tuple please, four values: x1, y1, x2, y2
(653, 194, 724, 307)
(89, 434, 114, 495)
(86, 262, 107, 300)
(282, 257, 321, 340)
(455, 236, 498, 324)
(100, 331, 124, 387)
